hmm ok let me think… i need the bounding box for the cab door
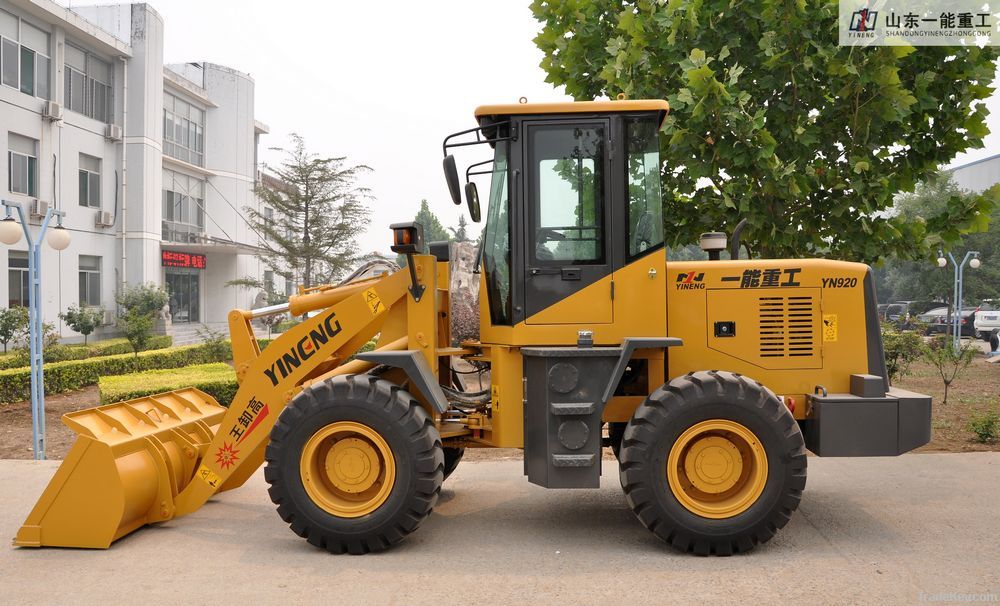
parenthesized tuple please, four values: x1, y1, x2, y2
(522, 119, 613, 325)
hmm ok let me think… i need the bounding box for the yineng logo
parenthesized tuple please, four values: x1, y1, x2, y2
(675, 271, 706, 290)
(849, 7, 878, 31)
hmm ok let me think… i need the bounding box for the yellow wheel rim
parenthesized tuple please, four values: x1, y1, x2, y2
(666, 419, 768, 519)
(299, 421, 396, 518)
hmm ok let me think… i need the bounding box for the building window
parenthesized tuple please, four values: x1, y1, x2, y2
(264, 206, 274, 221)
(78, 154, 101, 208)
(64, 43, 112, 122)
(8, 133, 38, 197)
(7, 250, 28, 307)
(0, 10, 50, 100)
(162, 169, 206, 243)
(163, 93, 205, 166)
(263, 270, 274, 294)
(78, 255, 101, 307)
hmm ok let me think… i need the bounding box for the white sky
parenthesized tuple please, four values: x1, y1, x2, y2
(105, 0, 570, 250)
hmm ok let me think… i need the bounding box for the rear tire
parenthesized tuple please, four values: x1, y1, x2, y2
(265, 374, 443, 554)
(619, 370, 806, 556)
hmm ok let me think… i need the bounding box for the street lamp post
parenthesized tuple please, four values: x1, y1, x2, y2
(1, 201, 71, 460)
(937, 249, 981, 353)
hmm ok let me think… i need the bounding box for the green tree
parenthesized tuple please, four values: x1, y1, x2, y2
(415, 199, 451, 243)
(59, 304, 104, 345)
(532, 0, 999, 263)
(249, 135, 373, 289)
(449, 214, 471, 242)
(0, 306, 28, 353)
(398, 200, 452, 267)
(879, 175, 1000, 304)
(117, 283, 169, 357)
(921, 335, 976, 405)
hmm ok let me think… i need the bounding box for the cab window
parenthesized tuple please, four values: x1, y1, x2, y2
(625, 116, 664, 259)
(482, 141, 512, 325)
(530, 125, 605, 264)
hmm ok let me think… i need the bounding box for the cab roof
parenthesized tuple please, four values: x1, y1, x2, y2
(475, 99, 669, 127)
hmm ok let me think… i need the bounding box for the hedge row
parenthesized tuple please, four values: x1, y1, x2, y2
(99, 363, 239, 407)
(0, 341, 229, 404)
(0, 335, 173, 371)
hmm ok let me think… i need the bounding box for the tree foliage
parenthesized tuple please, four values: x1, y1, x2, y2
(59, 304, 104, 345)
(250, 135, 373, 289)
(921, 335, 976, 405)
(879, 175, 1000, 303)
(415, 199, 451, 243)
(116, 283, 169, 357)
(0, 307, 28, 354)
(532, 0, 999, 262)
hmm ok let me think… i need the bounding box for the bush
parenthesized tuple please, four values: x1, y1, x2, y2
(0, 340, 230, 404)
(967, 409, 1000, 444)
(0, 335, 172, 371)
(274, 318, 300, 333)
(99, 363, 238, 407)
(195, 324, 230, 360)
(881, 323, 923, 384)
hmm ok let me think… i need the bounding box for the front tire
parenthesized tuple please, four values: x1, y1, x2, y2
(265, 374, 443, 554)
(619, 371, 806, 556)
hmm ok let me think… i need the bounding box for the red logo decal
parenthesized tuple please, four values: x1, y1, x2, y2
(237, 404, 270, 444)
(215, 442, 240, 470)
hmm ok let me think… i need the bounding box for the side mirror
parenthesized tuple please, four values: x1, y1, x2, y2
(443, 155, 462, 205)
(465, 182, 481, 223)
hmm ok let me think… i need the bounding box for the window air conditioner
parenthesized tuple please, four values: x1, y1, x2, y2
(30, 199, 51, 218)
(42, 101, 63, 121)
(105, 124, 123, 142)
(95, 210, 115, 227)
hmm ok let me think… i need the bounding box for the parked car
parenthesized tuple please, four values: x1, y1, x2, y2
(916, 306, 949, 333)
(929, 308, 978, 337)
(973, 300, 999, 341)
(889, 300, 948, 329)
(877, 303, 891, 321)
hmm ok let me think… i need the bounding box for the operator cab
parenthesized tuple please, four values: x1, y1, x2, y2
(442, 100, 670, 343)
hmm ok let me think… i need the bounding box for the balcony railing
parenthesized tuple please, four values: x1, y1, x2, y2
(162, 221, 206, 244)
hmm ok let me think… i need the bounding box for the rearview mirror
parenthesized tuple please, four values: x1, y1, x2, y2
(443, 155, 462, 205)
(465, 182, 481, 223)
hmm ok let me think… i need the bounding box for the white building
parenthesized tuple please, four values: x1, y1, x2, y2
(950, 153, 1000, 194)
(1, 0, 275, 343)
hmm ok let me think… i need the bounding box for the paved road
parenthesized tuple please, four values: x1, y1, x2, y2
(2, 454, 998, 605)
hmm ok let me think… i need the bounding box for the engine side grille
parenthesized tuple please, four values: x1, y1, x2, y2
(759, 296, 816, 358)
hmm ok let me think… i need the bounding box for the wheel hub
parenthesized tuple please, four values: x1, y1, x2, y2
(684, 436, 743, 494)
(300, 421, 396, 518)
(667, 419, 768, 519)
(326, 437, 381, 494)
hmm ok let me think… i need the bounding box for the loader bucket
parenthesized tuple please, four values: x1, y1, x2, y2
(14, 388, 226, 548)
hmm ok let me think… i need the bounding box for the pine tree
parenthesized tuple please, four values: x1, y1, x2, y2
(414, 199, 451, 243)
(249, 135, 372, 289)
(449, 214, 471, 242)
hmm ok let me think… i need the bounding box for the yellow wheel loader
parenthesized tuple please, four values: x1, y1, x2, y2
(15, 100, 932, 555)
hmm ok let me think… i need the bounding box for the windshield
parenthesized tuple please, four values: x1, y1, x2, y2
(482, 141, 512, 325)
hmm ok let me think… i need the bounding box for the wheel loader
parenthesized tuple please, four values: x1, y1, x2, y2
(15, 99, 932, 555)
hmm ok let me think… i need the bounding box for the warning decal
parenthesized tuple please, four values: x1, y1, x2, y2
(364, 288, 386, 316)
(823, 314, 838, 342)
(196, 464, 222, 489)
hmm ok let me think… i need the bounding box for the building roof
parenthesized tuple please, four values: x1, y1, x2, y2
(475, 99, 669, 125)
(948, 152, 1000, 173)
